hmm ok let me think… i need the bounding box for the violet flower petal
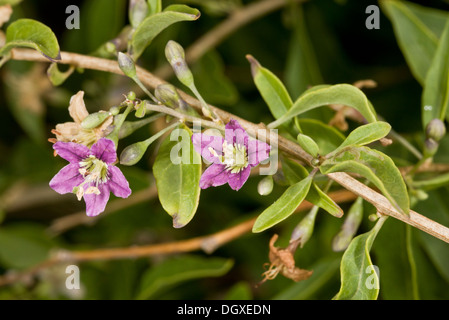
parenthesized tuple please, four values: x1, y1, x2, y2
(107, 166, 132, 198)
(225, 119, 248, 147)
(84, 183, 110, 217)
(53, 141, 90, 163)
(228, 166, 251, 191)
(90, 138, 117, 164)
(199, 163, 231, 189)
(49, 163, 84, 194)
(192, 133, 224, 164)
(247, 139, 271, 166)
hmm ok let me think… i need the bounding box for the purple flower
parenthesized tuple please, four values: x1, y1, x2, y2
(49, 138, 131, 216)
(192, 119, 270, 191)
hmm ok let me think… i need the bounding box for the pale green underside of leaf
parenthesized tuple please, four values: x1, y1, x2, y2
(137, 255, 233, 299)
(268, 84, 377, 129)
(153, 124, 202, 228)
(0, 18, 60, 61)
(321, 146, 410, 215)
(334, 217, 386, 300)
(252, 176, 312, 233)
(131, 4, 200, 59)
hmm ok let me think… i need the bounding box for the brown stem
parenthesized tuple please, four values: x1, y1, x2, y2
(8, 49, 449, 243)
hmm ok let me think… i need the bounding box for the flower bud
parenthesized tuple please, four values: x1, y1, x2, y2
(425, 119, 446, 142)
(80, 111, 111, 129)
(257, 175, 274, 196)
(332, 197, 363, 252)
(129, 0, 148, 28)
(120, 141, 148, 166)
(165, 40, 194, 87)
(127, 91, 137, 101)
(290, 207, 317, 248)
(423, 138, 439, 158)
(118, 52, 137, 78)
(155, 84, 187, 109)
(109, 106, 121, 115)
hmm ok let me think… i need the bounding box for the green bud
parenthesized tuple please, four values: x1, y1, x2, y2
(135, 100, 146, 118)
(129, 0, 149, 28)
(423, 138, 439, 158)
(290, 207, 318, 248)
(120, 141, 149, 166)
(118, 52, 137, 78)
(127, 91, 137, 101)
(80, 111, 111, 129)
(332, 197, 363, 252)
(155, 84, 186, 109)
(426, 119, 446, 142)
(165, 40, 194, 86)
(257, 175, 274, 196)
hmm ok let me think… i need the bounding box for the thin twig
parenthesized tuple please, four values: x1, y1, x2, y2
(9, 49, 449, 243)
(154, 0, 306, 79)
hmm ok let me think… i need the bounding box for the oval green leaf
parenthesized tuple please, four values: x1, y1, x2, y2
(321, 146, 410, 215)
(131, 4, 200, 59)
(334, 216, 386, 300)
(296, 118, 345, 155)
(422, 19, 449, 127)
(153, 124, 202, 228)
(253, 175, 312, 233)
(332, 121, 391, 155)
(268, 84, 377, 129)
(0, 19, 60, 61)
(137, 255, 233, 299)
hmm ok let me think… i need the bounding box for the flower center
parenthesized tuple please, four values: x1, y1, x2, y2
(222, 141, 248, 173)
(73, 155, 109, 200)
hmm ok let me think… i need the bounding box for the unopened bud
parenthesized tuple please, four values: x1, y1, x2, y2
(80, 111, 111, 129)
(423, 138, 439, 158)
(155, 84, 187, 109)
(165, 40, 194, 86)
(290, 207, 317, 248)
(118, 52, 137, 78)
(332, 197, 363, 252)
(257, 175, 274, 196)
(129, 0, 149, 28)
(426, 119, 446, 142)
(127, 91, 137, 101)
(120, 141, 148, 166)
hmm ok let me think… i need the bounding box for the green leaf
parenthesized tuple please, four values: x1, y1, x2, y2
(252, 175, 312, 233)
(224, 282, 253, 300)
(332, 121, 391, 154)
(268, 84, 377, 129)
(0, 0, 23, 5)
(247, 54, 293, 120)
(47, 63, 75, 86)
(334, 216, 386, 300)
(321, 146, 410, 215)
(380, 0, 449, 85)
(153, 124, 202, 228)
(0, 223, 54, 269)
(422, 19, 449, 127)
(131, 4, 200, 59)
(281, 158, 343, 218)
(297, 133, 320, 157)
(137, 255, 234, 299)
(0, 19, 60, 61)
(296, 118, 345, 155)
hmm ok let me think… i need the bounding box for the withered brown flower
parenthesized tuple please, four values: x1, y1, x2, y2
(260, 234, 313, 284)
(50, 91, 113, 147)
